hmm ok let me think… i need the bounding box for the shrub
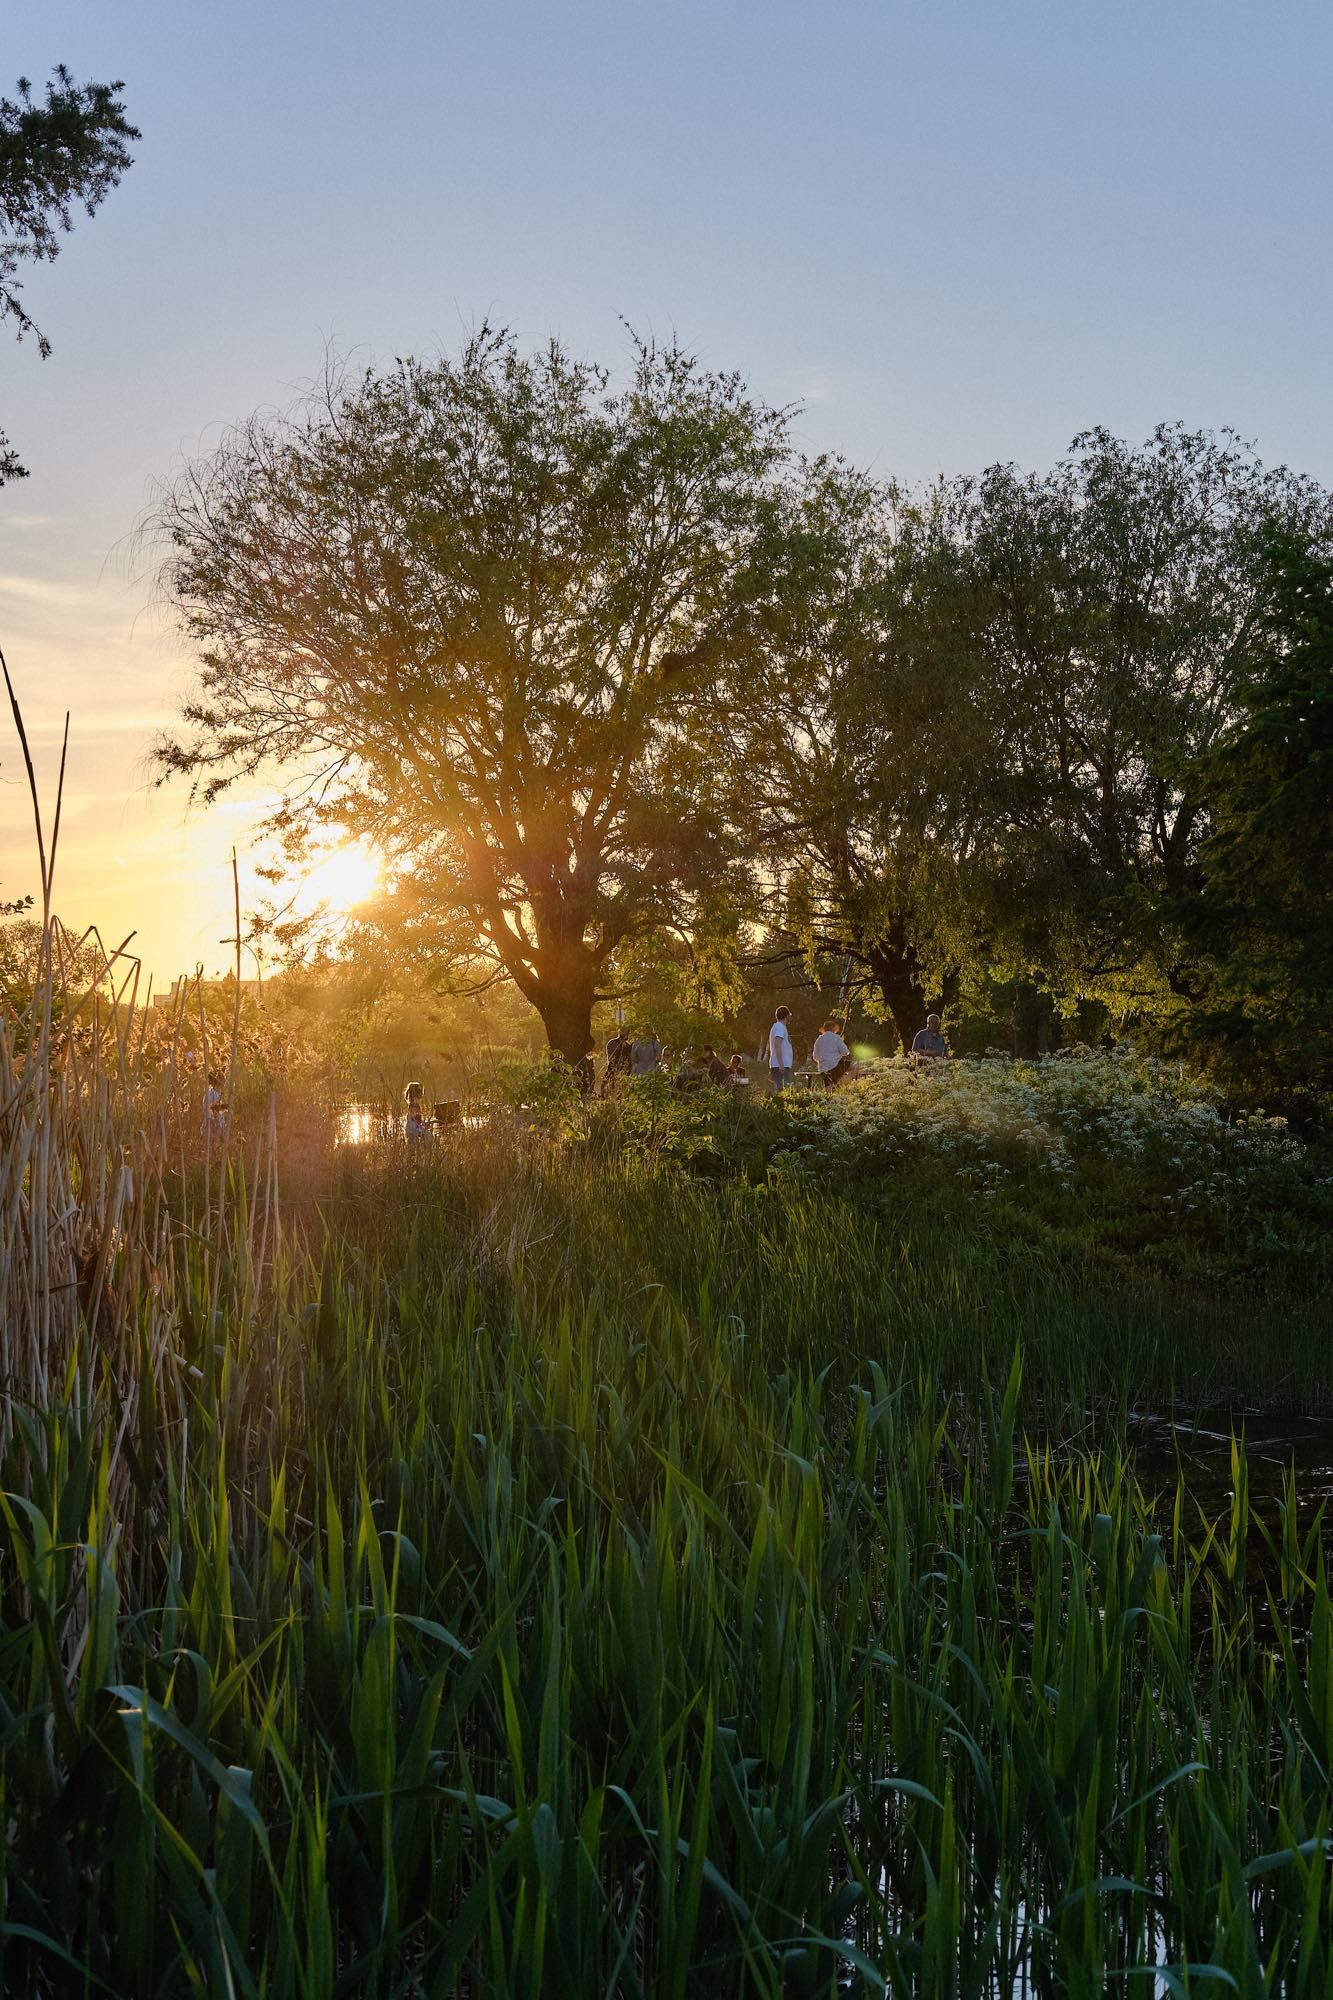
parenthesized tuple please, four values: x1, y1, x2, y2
(766, 1051, 1332, 1294)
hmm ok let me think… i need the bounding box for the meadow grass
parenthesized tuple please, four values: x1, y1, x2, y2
(3, 915, 1333, 1994)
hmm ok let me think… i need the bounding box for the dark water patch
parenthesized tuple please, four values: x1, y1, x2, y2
(1127, 1406, 1333, 1519)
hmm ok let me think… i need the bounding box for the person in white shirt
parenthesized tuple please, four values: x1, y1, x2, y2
(768, 1006, 794, 1092)
(812, 1021, 851, 1089)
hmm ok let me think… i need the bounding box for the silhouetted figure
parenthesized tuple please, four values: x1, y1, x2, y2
(630, 1031, 662, 1076)
(203, 1069, 228, 1138)
(602, 1030, 633, 1096)
(703, 1044, 729, 1086)
(911, 1014, 949, 1068)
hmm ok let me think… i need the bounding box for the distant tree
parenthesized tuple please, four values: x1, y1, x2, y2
(741, 428, 1333, 1050)
(1173, 526, 1333, 1106)
(733, 460, 981, 1050)
(0, 65, 138, 482)
(939, 430, 1333, 1010)
(865, 429, 1330, 1027)
(156, 332, 789, 1064)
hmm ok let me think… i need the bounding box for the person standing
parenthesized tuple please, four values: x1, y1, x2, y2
(768, 1006, 795, 1092)
(812, 1020, 851, 1088)
(910, 1013, 949, 1068)
(630, 1029, 662, 1077)
(202, 1069, 228, 1138)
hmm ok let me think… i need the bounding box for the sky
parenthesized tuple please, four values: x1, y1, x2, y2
(3, 0, 1332, 980)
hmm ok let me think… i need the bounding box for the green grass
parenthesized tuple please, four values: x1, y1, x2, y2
(3, 1132, 1333, 1995)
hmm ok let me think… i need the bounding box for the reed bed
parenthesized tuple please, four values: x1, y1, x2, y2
(1, 709, 1332, 1992)
(1, 1083, 1331, 1994)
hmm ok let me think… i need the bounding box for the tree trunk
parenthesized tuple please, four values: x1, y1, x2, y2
(483, 900, 600, 1074)
(863, 935, 928, 1054)
(530, 977, 597, 1072)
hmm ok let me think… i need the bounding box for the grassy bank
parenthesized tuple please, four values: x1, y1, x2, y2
(3, 941, 1333, 1994)
(1, 1127, 1332, 1994)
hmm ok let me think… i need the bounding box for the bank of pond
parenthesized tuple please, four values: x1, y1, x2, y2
(2, 1098, 1331, 1995)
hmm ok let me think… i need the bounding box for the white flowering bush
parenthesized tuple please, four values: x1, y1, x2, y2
(768, 1050, 1332, 1290)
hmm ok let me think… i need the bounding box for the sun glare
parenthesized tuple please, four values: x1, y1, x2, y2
(293, 842, 384, 918)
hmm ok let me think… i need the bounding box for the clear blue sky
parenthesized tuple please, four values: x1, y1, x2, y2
(3, 0, 1332, 976)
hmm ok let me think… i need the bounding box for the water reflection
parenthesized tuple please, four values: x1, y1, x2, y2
(1127, 1408, 1333, 1516)
(336, 1104, 385, 1147)
(335, 1101, 481, 1146)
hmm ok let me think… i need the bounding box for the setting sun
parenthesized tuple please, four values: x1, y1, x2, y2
(292, 841, 384, 919)
(5, 10, 1332, 1988)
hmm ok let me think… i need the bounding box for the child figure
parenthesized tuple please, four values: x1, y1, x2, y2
(203, 1069, 228, 1137)
(404, 1080, 428, 1140)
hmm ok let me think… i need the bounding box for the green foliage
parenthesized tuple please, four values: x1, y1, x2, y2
(590, 1070, 792, 1173)
(892, 425, 1331, 1012)
(3, 1128, 1333, 1994)
(751, 428, 1333, 1057)
(157, 329, 791, 1062)
(470, 1046, 586, 1136)
(1173, 527, 1333, 1109)
(2, 913, 1331, 1990)
(0, 64, 138, 479)
(770, 1052, 1333, 1299)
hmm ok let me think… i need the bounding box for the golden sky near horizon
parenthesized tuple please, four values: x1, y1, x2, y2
(0, 555, 322, 984)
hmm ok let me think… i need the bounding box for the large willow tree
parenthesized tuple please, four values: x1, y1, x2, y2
(156, 331, 790, 1062)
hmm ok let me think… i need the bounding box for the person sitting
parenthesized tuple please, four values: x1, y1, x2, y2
(726, 1053, 750, 1087)
(812, 1020, 852, 1089)
(673, 1047, 708, 1091)
(910, 1014, 949, 1068)
(404, 1080, 428, 1139)
(703, 1044, 730, 1087)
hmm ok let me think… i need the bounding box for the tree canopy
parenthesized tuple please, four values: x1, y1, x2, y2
(159, 337, 1333, 1104)
(0, 64, 138, 482)
(752, 426, 1333, 1048)
(157, 331, 791, 1063)
(1173, 526, 1333, 1103)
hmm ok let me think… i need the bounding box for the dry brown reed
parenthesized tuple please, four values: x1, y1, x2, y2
(0, 657, 282, 1482)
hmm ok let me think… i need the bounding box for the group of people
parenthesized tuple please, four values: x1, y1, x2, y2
(598, 1006, 950, 1098)
(762, 1008, 950, 1087)
(387, 1005, 951, 1137)
(765, 1008, 852, 1091)
(598, 1030, 748, 1096)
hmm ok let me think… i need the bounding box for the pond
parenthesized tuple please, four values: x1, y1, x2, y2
(1128, 1406, 1333, 1517)
(336, 1099, 476, 1145)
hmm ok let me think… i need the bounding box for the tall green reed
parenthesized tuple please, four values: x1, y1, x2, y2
(3, 1132, 1331, 1995)
(3, 669, 1332, 1993)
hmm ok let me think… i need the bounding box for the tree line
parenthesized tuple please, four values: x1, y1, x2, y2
(153, 332, 1333, 1109)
